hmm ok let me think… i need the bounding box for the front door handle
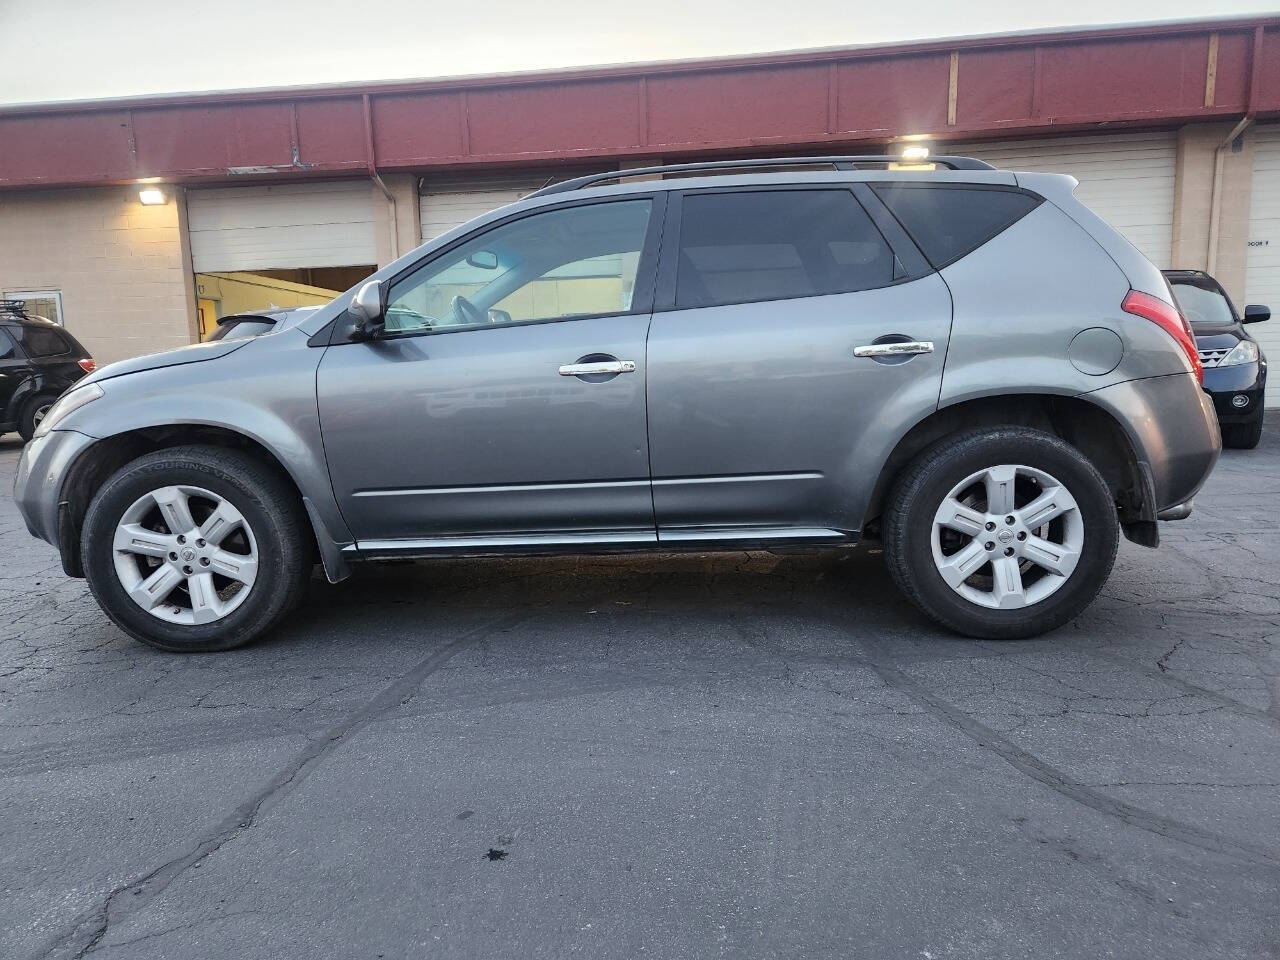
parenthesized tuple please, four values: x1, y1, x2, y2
(853, 341, 934, 358)
(558, 360, 637, 376)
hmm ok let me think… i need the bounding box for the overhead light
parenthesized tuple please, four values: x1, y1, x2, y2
(138, 187, 166, 205)
(901, 145, 930, 161)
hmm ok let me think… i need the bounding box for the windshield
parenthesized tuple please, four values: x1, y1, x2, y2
(1168, 280, 1236, 328)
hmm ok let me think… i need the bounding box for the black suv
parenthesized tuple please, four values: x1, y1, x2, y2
(1163, 270, 1269, 449)
(0, 301, 96, 441)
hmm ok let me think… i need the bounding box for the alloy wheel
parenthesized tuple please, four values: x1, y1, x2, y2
(112, 485, 259, 625)
(930, 464, 1083, 610)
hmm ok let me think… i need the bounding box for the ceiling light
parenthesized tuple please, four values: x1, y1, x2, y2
(138, 187, 166, 205)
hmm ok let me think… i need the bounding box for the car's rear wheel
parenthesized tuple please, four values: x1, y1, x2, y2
(1221, 415, 1263, 450)
(81, 445, 312, 652)
(17, 392, 57, 442)
(883, 427, 1118, 640)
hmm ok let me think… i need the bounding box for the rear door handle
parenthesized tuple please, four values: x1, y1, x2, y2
(558, 360, 636, 376)
(853, 341, 934, 358)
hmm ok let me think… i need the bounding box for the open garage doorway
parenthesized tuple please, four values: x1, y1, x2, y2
(187, 182, 379, 338)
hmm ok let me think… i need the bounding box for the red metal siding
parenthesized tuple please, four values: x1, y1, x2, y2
(372, 92, 464, 164)
(133, 103, 294, 176)
(955, 48, 1035, 127)
(647, 65, 828, 146)
(835, 53, 951, 135)
(1212, 31, 1255, 111)
(1, 16, 1277, 189)
(1260, 29, 1280, 111)
(1038, 35, 1210, 120)
(0, 112, 135, 184)
(296, 98, 366, 166)
(467, 79, 640, 157)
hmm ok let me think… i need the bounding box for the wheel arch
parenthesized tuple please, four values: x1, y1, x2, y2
(862, 392, 1156, 546)
(58, 423, 351, 581)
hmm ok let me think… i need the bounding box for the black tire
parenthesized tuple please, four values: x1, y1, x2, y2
(1221, 415, 1263, 450)
(81, 445, 312, 652)
(17, 392, 57, 442)
(883, 427, 1119, 640)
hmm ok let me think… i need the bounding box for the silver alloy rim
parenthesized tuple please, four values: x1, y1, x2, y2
(930, 464, 1083, 610)
(112, 485, 259, 625)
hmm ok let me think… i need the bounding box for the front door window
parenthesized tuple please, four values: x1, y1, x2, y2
(385, 199, 653, 335)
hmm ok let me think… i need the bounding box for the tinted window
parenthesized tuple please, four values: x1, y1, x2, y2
(1168, 280, 1236, 328)
(872, 184, 1040, 268)
(18, 326, 72, 357)
(0, 329, 15, 361)
(675, 190, 896, 309)
(386, 199, 653, 335)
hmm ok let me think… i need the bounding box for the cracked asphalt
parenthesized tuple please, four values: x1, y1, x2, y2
(3, 425, 1279, 960)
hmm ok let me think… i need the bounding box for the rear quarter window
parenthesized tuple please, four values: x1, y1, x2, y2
(18, 326, 73, 357)
(871, 183, 1041, 269)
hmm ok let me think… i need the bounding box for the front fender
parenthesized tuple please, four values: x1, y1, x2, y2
(58, 334, 354, 571)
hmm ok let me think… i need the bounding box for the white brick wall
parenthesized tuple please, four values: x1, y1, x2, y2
(0, 186, 195, 365)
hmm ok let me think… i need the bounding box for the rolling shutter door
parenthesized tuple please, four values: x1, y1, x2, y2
(951, 132, 1177, 266)
(419, 170, 613, 243)
(187, 181, 377, 272)
(1246, 124, 1280, 408)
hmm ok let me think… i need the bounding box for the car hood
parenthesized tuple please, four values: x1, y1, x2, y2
(80, 338, 252, 386)
(1187, 327, 1239, 350)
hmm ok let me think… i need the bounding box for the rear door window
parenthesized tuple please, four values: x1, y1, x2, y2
(673, 190, 899, 309)
(871, 183, 1040, 268)
(0, 329, 17, 361)
(18, 326, 72, 357)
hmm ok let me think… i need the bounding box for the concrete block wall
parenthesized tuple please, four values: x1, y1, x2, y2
(0, 186, 197, 365)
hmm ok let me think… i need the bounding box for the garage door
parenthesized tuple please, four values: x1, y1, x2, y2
(420, 170, 614, 243)
(187, 181, 377, 272)
(1246, 124, 1280, 408)
(951, 132, 1177, 267)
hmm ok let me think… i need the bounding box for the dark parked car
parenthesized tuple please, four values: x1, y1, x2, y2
(1164, 270, 1269, 449)
(0, 300, 95, 441)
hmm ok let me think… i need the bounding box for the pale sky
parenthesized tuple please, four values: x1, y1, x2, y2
(0, 0, 1275, 106)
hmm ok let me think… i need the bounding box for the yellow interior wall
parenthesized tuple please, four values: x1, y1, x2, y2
(195, 272, 339, 317)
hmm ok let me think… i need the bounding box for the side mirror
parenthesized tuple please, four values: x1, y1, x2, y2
(349, 280, 386, 339)
(1244, 304, 1270, 323)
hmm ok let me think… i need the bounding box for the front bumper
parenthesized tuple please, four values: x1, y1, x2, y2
(13, 428, 97, 547)
(1202, 361, 1266, 424)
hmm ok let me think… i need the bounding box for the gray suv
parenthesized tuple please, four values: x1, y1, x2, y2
(13, 156, 1220, 652)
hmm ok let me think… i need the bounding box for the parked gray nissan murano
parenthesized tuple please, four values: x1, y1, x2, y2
(14, 156, 1221, 651)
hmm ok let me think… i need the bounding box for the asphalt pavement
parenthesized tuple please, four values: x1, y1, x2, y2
(3, 426, 1279, 959)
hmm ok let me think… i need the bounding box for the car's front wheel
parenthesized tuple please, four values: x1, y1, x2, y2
(81, 445, 312, 652)
(883, 427, 1119, 640)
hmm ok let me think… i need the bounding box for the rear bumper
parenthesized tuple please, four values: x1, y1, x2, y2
(1085, 372, 1221, 515)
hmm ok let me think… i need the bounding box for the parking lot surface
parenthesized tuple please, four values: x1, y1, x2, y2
(3, 427, 1279, 960)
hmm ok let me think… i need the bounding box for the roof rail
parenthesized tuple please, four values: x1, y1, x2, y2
(530, 155, 995, 197)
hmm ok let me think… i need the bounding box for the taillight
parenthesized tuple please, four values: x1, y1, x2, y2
(77, 358, 96, 374)
(1121, 290, 1202, 384)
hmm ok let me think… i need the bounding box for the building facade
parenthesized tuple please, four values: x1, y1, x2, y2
(2, 15, 1279, 402)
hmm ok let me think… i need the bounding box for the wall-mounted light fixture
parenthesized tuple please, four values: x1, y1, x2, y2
(900, 145, 931, 161)
(138, 186, 166, 205)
